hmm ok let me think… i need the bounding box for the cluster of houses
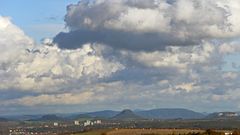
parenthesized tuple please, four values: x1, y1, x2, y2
(9, 120, 103, 135)
(52, 120, 102, 127)
(217, 112, 238, 117)
(83, 120, 102, 126)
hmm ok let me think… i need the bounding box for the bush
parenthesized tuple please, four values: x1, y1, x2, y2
(101, 132, 107, 135)
(233, 130, 240, 135)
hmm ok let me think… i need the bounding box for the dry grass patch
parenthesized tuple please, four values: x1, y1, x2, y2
(107, 129, 204, 135)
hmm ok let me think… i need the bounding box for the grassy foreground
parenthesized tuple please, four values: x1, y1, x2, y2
(72, 129, 111, 135)
(72, 129, 205, 135)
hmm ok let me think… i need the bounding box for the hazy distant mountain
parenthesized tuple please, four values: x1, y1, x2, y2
(206, 112, 239, 119)
(17, 108, 207, 121)
(30, 114, 64, 121)
(136, 108, 205, 119)
(71, 108, 205, 120)
(0, 117, 8, 122)
(71, 113, 94, 120)
(1, 114, 43, 121)
(86, 110, 119, 118)
(111, 109, 143, 120)
(70, 110, 120, 120)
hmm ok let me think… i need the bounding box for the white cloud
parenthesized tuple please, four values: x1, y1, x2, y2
(123, 42, 218, 74)
(1, 81, 125, 107)
(2, 0, 240, 113)
(0, 16, 124, 92)
(105, 7, 171, 33)
(219, 41, 240, 54)
(0, 16, 34, 63)
(4, 91, 94, 106)
(55, 0, 240, 50)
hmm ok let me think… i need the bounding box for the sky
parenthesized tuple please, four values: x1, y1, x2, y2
(1, 0, 240, 115)
(0, 0, 79, 42)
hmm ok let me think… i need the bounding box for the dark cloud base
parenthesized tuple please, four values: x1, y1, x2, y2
(53, 29, 197, 51)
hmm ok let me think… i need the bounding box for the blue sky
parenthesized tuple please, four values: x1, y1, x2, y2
(0, 0, 79, 42)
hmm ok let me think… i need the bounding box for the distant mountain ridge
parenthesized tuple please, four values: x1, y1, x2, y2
(25, 110, 240, 121)
(5, 108, 209, 121)
(111, 109, 143, 120)
(75, 108, 205, 120)
(136, 108, 205, 119)
(71, 110, 119, 120)
(85, 110, 119, 118)
(0, 117, 8, 122)
(29, 114, 64, 121)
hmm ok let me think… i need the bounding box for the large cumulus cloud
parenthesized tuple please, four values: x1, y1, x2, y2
(0, 16, 124, 93)
(2, 0, 240, 114)
(5, 40, 238, 111)
(54, 0, 240, 50)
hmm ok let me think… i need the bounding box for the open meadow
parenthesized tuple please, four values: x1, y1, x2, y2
(73, 129, 205, 135)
